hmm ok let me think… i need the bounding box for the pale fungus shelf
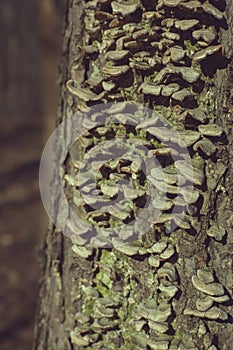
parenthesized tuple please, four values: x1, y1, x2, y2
(207, 221, 226, 241)
(192, 275, 225, 296)
(184, 269, 229, 322)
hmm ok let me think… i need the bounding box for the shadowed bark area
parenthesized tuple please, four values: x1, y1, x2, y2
(33, 0, 233, 349)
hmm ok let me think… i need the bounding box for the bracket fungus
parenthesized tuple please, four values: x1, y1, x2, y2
(184, 306, 228, 321)
(207, 221, 226, 241)
(192, 274, 225, 296)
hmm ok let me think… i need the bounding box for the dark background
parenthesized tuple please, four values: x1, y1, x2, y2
(0, 1, 64, 349)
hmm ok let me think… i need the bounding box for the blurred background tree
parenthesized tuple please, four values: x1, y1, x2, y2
(0, 1, 64, 349)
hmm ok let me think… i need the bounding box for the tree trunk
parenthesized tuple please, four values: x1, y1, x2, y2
(33, 1, 233, 349)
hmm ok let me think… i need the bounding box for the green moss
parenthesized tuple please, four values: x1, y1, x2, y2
(92, 62, 101, 75)
(184, 39, 201, 57)
(81, 286, 97, 315)
(123, 86, 140, 102)
(86, 216, 97, 226)
(195, 76, 215, 121)
(174, 330, 183, 342)
(108, 217, 125, 228)
(95, 252, 116, 292)
(100, 249, 115, 265)
(95, 269, 112, 288)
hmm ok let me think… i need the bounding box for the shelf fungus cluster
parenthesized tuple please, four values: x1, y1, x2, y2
(64, 104, 203, 248)
(70, 293, 122, 347)
(184, 269, 229, 321)
(67, 0, 226, 110)
(65, 0, 231, 349)
(130, 250, 180, 349)
(132, 300, 177, 350)
(147, 240, 176, 267)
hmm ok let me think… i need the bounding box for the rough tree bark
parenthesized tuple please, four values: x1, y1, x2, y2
(33, 0, 233, 349)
